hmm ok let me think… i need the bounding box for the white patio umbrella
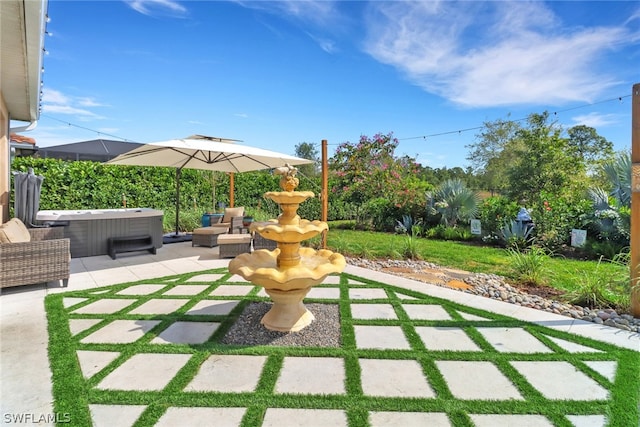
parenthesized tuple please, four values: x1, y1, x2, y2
(106, 135, 312, 238)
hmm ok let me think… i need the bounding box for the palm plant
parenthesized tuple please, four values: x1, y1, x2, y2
(588, 152, 631, 239)
(431, 179, 480, 227)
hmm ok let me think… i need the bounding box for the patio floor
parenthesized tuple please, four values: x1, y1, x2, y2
(1, 241, 638, 426)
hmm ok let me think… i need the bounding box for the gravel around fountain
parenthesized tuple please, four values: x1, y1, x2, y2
(347, 257, 640, 334)
(221, 302, 341, 347)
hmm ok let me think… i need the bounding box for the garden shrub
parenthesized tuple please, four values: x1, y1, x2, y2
(478, 196, 519, 239)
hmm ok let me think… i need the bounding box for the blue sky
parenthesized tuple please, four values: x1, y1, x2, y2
(22, 0, 640, 168)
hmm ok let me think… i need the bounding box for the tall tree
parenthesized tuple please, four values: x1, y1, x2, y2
(567, 125, 614, 177)
(294, 142, 320, 177)
(466, 115, 522, 193)
(505, 112, 586, 203)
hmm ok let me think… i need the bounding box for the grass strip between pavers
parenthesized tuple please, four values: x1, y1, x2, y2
(45, 268, 640, 427)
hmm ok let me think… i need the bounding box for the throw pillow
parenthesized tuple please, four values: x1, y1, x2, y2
(0, 218, 31, 243)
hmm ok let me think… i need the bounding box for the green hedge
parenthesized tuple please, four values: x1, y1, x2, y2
(10, 158, 342, 231)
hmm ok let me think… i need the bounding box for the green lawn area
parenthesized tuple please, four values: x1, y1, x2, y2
(324, 228, 631, 311)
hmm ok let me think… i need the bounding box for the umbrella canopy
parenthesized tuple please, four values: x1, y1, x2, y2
(107, 135, 311, 172)
(106, 135, 313, 237)
(13, 167, 44, 227)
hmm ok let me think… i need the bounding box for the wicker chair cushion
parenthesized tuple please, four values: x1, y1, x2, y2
(0, 218, 31, 243)
(222, 207, 244, 224)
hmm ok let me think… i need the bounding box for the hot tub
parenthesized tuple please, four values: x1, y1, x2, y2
(36, 208, 164, 258)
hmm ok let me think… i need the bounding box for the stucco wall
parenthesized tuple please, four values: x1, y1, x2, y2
(1, 95, 9, 224)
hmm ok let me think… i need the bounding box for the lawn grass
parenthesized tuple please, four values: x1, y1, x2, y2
(45, 268, 639, 426)
(324, 228, 630, 309)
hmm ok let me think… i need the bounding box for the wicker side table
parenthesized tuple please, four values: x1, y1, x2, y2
(192, 227, 227, 247)
(218, 233, 252, 258)
(253, 233, 277, 250)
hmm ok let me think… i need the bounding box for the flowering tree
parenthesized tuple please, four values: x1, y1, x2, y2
(329, 132, 428, 229)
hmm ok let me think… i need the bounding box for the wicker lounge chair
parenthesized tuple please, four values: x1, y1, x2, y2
(208, 207, 245, 234)
(0, 218, 70, 289)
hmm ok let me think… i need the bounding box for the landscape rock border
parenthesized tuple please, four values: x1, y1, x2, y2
(347, 258, 640, 334)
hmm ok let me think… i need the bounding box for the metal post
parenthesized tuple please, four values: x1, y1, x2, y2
(175, 168, 181, 236)
(321, 139, 328, 249)
(229, 172, 235, 207)
(631, 83, 640, 316)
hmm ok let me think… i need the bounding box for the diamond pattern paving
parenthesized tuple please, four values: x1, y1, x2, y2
(44, 268, 638, 426)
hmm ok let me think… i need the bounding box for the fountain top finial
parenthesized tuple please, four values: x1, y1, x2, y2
(274, 163, 299, 192)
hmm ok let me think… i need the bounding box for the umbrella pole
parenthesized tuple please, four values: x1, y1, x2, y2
(175, 168, 181, 235)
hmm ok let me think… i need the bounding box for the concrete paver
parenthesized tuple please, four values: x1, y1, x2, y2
(402, 303, 453, 320)
(476, 326, 554, 353)
(261, 408, 348, 427)
(435, 361, 524, 400)
(89, 404, 147, 427)
(162, 284, 210, 295)
(306, 287, 340, 299)
(368, 411, 451, 427)
(96, 353, 192, 391)
(187, 273, 226, 282)
(359, 359, 435, 398)
(209, 284, 254, 296)
(511, 361, 610, 400)
(415, 326, 482, 351)
(68, 318, 102, 335)
(76, 350, 120, 379)
(275, 357, 345, 395)
(155, 407, 246, 427)
(185, 299, 240, 315)
(115, 284, 167, 295)
(583, 361, 617, 382)
(185, 355, 267, 393)
(128, 298, 190, 314)
(350, 303, 397, 320)
(353, 325, 411, 350)
(150, 321, 220, 344)
(80, 319, 160, 344)
(348, 288, 388, 299)
(469, 414, 554, 426)
(71, 298, 137, 314)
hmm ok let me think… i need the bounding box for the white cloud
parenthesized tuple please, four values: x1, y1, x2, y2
(363, 1, 634, 107)
(570, 112, 619, 128)
(234, 0, 337, 27)
(233, 0, 341, 52)
(125, 0, 187, 17)
(41, 88, 104, 119)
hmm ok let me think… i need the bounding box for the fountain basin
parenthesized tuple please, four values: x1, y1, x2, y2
(250, 220, 328, 243)
(264, 191, 315, 205)
(229, 247, 345, 291)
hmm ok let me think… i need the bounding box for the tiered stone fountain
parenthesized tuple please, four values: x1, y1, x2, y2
(228, 164, 346, 332)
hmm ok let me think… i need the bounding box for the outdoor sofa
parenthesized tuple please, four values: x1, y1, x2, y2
(0, 218, 70, 289)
